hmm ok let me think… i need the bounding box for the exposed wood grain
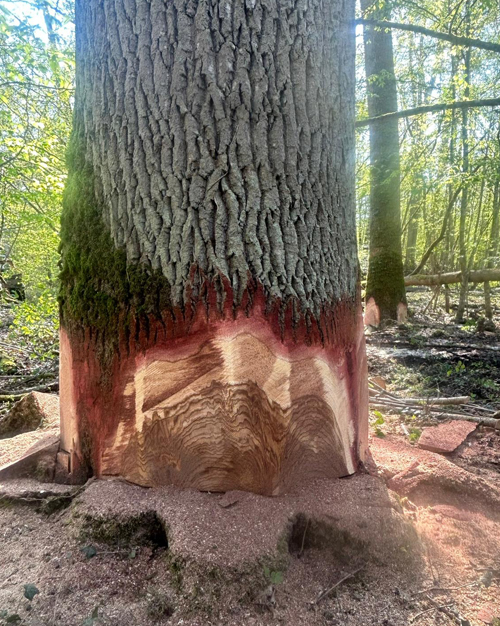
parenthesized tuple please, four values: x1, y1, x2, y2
(60, 306, 368, 494)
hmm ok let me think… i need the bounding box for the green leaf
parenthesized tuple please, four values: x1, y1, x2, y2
(6, 614, 21, 624)
(270, 571, 283, 585)
(23, 583, 39, 601)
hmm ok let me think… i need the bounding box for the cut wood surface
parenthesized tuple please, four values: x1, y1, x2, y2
(108, 326, 366, 493)
(61, 307, 368, 495)
(404, 268, 500, 286)
(0, 430, 59, 480)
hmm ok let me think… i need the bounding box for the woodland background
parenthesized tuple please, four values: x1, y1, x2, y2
(0, 0, 499, 370)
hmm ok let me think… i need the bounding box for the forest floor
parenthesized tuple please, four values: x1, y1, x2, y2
(0, 287, 499, 626)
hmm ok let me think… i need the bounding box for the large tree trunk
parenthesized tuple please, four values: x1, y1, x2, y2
(361, 0, 407, 327)
(58, 0, 367, 494)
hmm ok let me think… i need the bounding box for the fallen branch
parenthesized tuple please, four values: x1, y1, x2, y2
(366, 337, 500, 353)
(423, 594, 463, 625)
(405, 268, 500, 286)
(414, 582, 477, 595)
(369, 400, 500, 428)
(411, 603, 455, 623)
(0, 381, 58, 398)
(368, 390, 469, 405)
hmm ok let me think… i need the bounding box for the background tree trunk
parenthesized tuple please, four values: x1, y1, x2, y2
(484, 180, 500, 319)
(58, 0, 368, 493)
(361, 0, 407, 326)
(455, 43, 471, 323)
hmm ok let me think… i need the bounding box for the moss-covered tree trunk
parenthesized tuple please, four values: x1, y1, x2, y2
(58, 0, 368, 494)
(361, 0, 407, 326)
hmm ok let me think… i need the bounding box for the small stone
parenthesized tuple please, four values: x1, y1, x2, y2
(418, 420, 477, 455)
(480, 570, 493, 588)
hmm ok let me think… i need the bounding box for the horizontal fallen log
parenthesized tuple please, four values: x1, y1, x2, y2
(366, 337, 500, 353)
(369, 401, 500, 428)
(0, 381, 58, 397)
(404, 268, 500, 287)
(368, 389, 469, 405)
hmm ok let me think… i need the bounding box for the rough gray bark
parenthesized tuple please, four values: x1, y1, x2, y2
(75, 0, 358, 315)
(360, 0, 406, 323)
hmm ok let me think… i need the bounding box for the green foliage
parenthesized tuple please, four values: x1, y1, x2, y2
(357, 0, 500, 281)
(0, 0, 73, 353)
(372, 411, 386, 437)
(408, 427, 421, 443)
(80, 545, 97, 559)
(9, 289, 58, 359)
(447, 360, 466, 376)
(263, 565, 284, 585)
(23, 583, 39, 601)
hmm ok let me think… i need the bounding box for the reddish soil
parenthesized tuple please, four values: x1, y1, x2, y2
(0, 429, 499, 626)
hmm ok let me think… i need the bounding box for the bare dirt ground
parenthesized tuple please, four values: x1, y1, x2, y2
(0, 287, 499, 626)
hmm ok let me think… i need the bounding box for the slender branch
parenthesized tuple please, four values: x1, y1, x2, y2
(0, 81, 73, 92)
(410, 186, 462, 275)
(356, 98, 500, 127)
(356, 18, 500, 54)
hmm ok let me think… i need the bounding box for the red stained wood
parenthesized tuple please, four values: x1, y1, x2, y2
(59, 285, 368, 494)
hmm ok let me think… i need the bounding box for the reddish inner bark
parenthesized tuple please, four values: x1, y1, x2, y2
(60, 283, 368, 494)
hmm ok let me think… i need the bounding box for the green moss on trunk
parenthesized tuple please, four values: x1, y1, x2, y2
(59, 133, 172, 355)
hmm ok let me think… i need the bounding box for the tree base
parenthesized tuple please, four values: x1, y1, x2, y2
(60, 298, 367, 494)
(364, 297, 407, 327)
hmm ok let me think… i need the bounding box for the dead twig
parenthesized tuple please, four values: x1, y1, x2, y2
(411, 603, 455, 622)
(423, 594, 465, 624)
(206, 170, 228, 194)
(311, 566, 364, 606)
(414, 582, 477, 595)
(298, 518, 309, 558)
